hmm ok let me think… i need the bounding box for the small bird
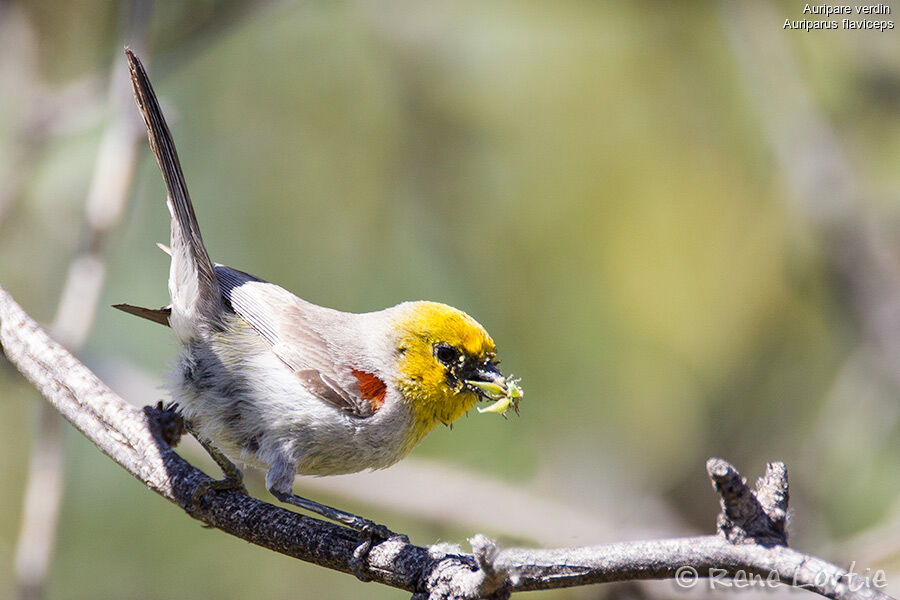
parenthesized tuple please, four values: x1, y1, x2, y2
(116, 50, 522, 540)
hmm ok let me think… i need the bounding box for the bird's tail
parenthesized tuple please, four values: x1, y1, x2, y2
(126, 49, 221, 341)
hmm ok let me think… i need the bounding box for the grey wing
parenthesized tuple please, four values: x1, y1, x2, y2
(214, 265, 375, 417)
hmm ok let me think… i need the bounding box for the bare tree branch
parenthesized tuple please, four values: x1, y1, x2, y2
(0, 286, 892, 600)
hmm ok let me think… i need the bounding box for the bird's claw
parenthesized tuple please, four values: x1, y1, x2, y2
(359, 520, 395, 541)
(191, 473, 248, 509)
(349, 519, 397, 582)
(144, 401, 185, 447)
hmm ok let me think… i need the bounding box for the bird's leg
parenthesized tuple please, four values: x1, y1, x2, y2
(268, 489, 393, 538)
(185, 422, 248, 507)
(268, 489, 397, 582)
(265, 459, 399, 580)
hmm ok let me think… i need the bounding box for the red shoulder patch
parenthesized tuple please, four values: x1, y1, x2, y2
(351, 369, 387, 412)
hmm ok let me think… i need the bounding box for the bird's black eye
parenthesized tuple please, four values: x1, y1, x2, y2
(434, 343, 461, 367)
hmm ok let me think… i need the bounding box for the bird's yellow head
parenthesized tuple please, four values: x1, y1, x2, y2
(391, 302, 520, 446)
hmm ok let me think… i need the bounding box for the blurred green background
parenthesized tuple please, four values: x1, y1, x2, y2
(2, 1, 900, 598)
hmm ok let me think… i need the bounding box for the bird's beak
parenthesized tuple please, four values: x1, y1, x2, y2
(464, 362, 523, 416)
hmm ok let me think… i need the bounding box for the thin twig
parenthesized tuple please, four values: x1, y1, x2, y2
(0, 286, 891, 600)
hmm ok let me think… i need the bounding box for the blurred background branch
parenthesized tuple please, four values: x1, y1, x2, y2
(12, 3, 149, 598)
(721, 1, 900, 576)
(721, 2, 900, 383)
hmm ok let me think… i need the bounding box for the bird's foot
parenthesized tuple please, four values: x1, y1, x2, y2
(191, 469, 248, 509)
(268, 488, 400, 581)
(144, 401, 185, 447)
(350, 519, 399, 582)
(184, 422, 249, 509)
(349, 516, 395, 541)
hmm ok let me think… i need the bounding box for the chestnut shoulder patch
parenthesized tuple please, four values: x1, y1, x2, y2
(351, 369, 387, 412)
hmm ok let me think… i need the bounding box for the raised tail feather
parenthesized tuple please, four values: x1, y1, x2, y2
(125, 48, 221, 338)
